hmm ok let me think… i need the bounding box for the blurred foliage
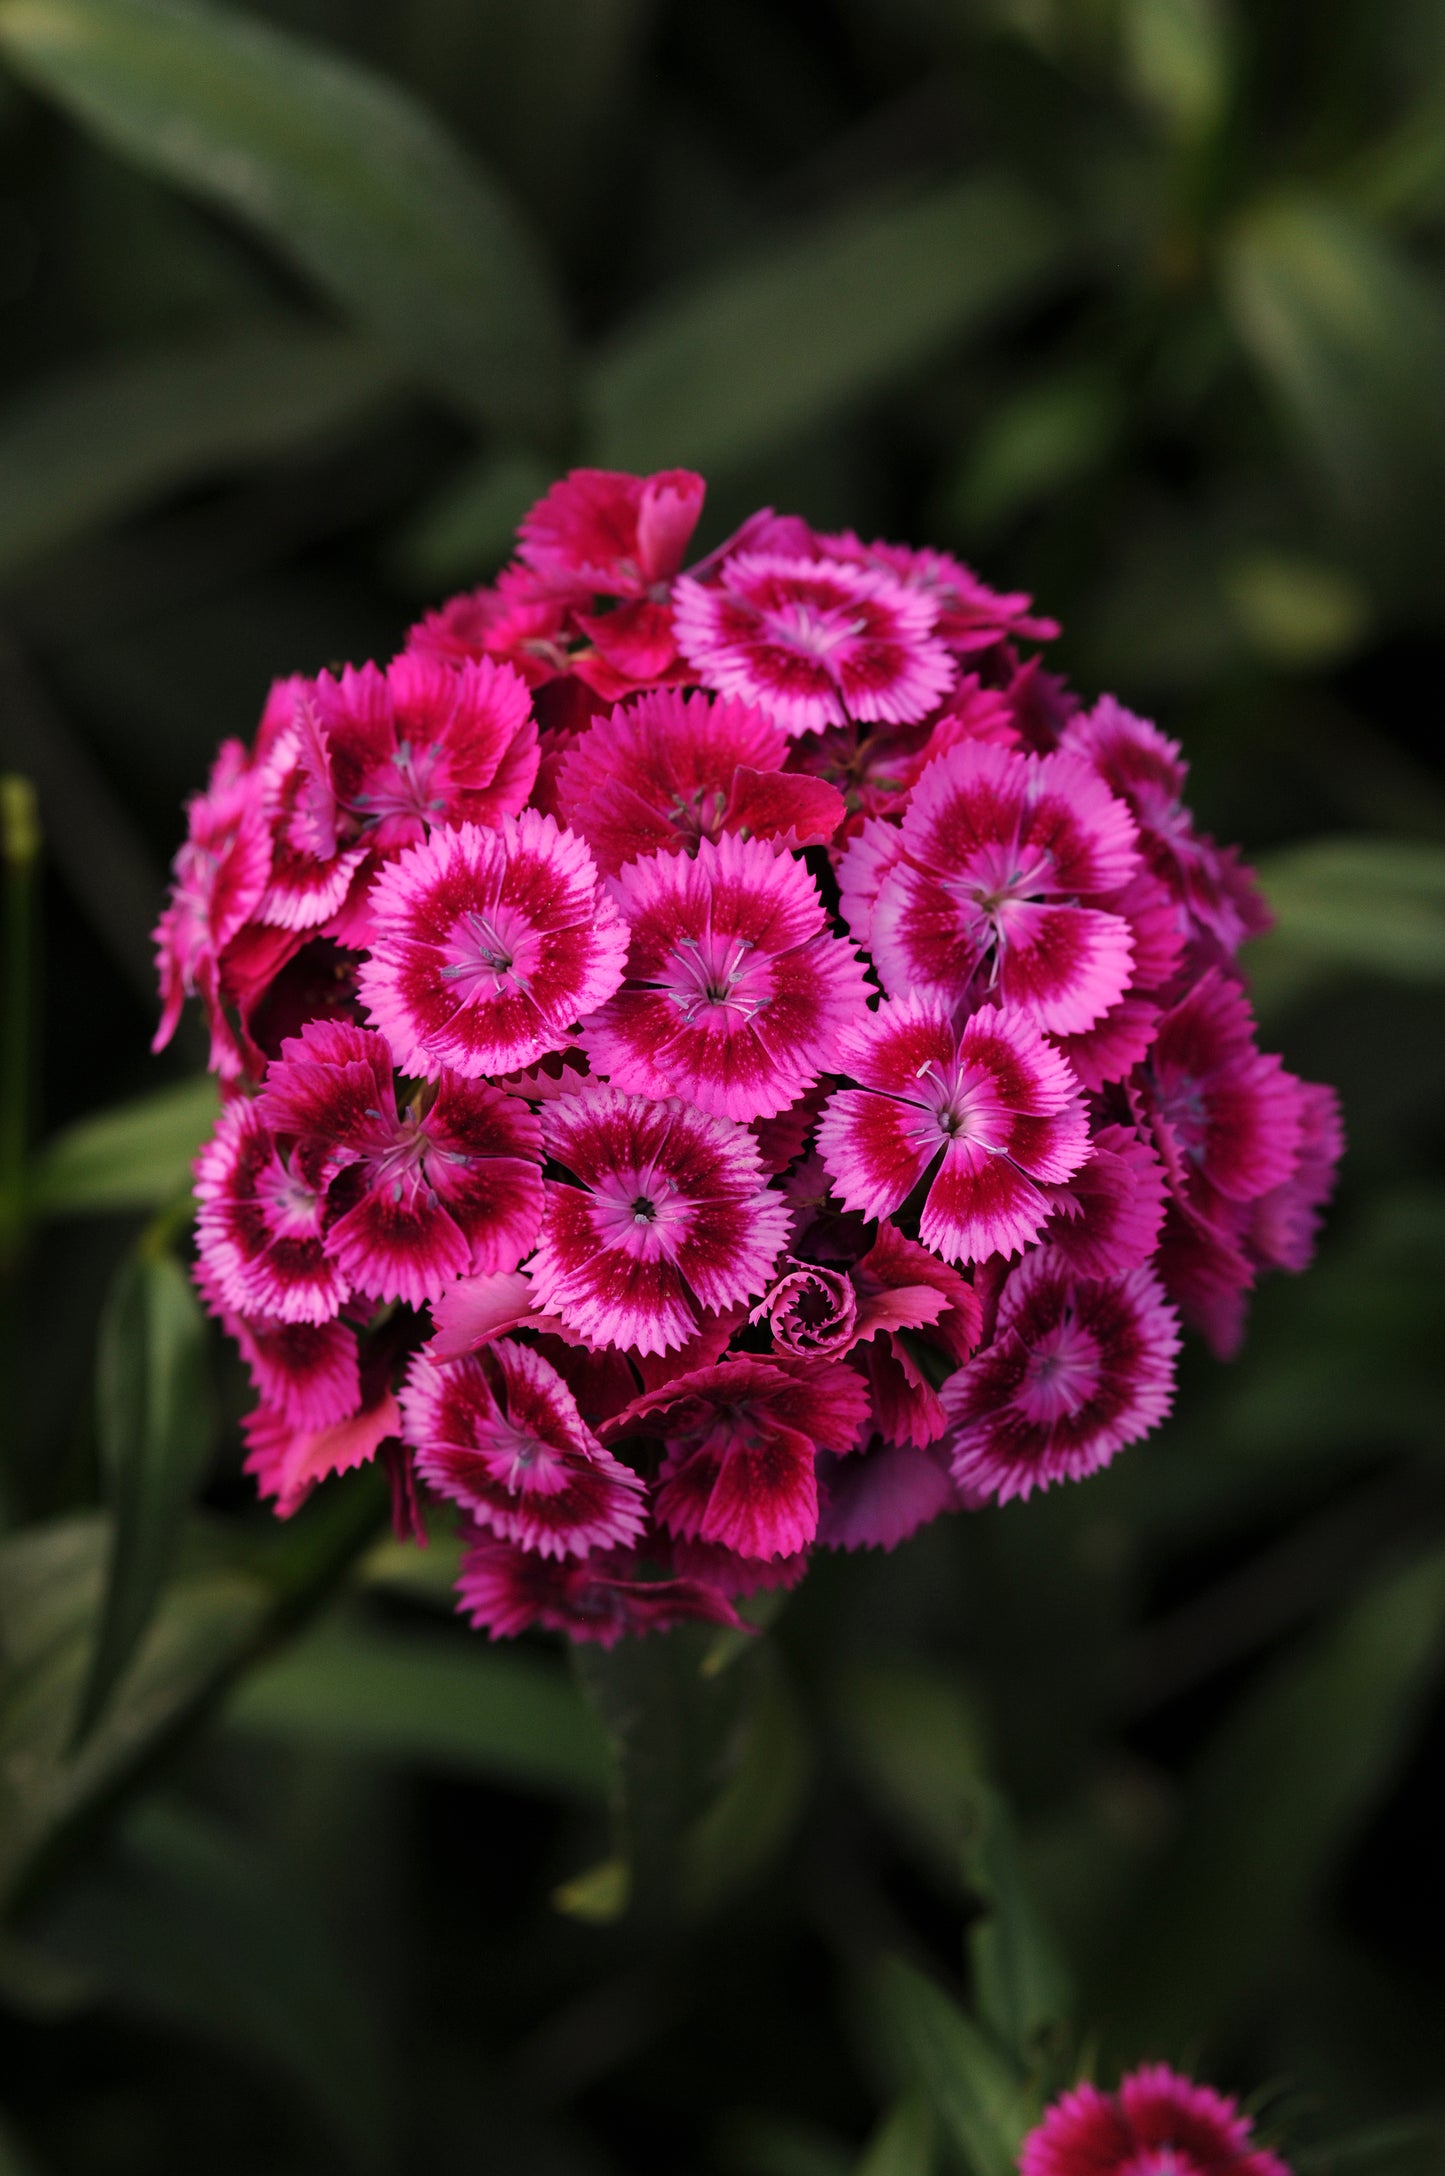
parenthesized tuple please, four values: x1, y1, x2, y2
(1, 0, 1445, 2170)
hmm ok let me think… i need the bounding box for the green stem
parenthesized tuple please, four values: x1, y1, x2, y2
(0, 775, 39, 1273)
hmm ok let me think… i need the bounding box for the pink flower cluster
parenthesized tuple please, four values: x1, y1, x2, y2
(1020, 2065, 1290, 2176)
(157, 467, 1341, 1645)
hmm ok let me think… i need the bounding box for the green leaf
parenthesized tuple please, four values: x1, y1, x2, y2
(0, 1515, 269, 1911)
(1249, 834, 1445, 1017)
(1221, 196, 1445, 520)
(1098, 1549, 1445, 2051)
(945, 370, 1123, 538)
(831, 1661, 988, 1889)
(0, 2108, 44, 2176)
(74, 1243, 214, 1744)
(0, 323, 400, 581)
(962, 1785, 1074, 2065)
(1120, 0, 1231, 142)
(1220, 550, 1371, 669)
(681, 1649, 811, 1916)
(39, 1799, 392, 2171)
(878, 1959, 1033, 2176)
(226, 1610, 613, 1802)
(0, 0, 569, 430)
(389, 446, 557, 590)
(31, 1075, 216, 1217)
(589, 175, 1062, 476)
(855, 2094, 937, 2176)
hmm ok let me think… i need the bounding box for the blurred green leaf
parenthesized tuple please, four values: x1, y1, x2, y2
(0, 323, 400, 581)
(946, 369, 1123, 538)
(855, 2093, 937, 2176)
(720, 2111, 852, 2176)
(682, 1650, 810, 1915)
(878, 1959, 1031, 2176)
(227, 1611, 612, 1802)
(1250, 835, 1445, 1016)
(831, 1662, 988, 1889)
(1120, 0, 1231, 141)
(74, 1243, 213, 1745)
(1098, 1548, 1445, 2050)
(589, 175, 1063, 476)
(1297, 2125, 1445, 2176)
(0, 2110, 43, 2176)
(32, 1075, 216, 1217)
(962, 1786, 1073, 2065)
(1220, 550, 1371, 669)
(40, 1798, 392, 2171)
(551, 1854, 629, 1924)
(1221, 197, 1445, 520)
(390, 446, 558, 590)
(0, 0, 570, 429)
(0, 1516, 269, 1910)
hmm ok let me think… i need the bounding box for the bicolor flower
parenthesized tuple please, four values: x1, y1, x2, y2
(785, 673, 1019, 833)
(1019, 2066, 1290, 2176)
(259, 1018, 544, 1308)
(455, 1527, 741, 1645)
(866, 739, 1141, 1034)
(819, 532, 1060, 654)
(358, 811, 630, 1078)
(942, 1249, 1180, 1502)
(529, 1085, 791, 1354)
(816, 995, 1090, 1264)
(1139, 969, 1306, 1208)
(194, 1096, 348, 1325)
(846, 1219, 982, 1445)
(585, 831, 871, 1122)
(243, 1388, 401, 1520)
(672, 551, 955, 737)
(401, 1337, 645, 1559)
(1042, 1122, 1168, 1281)
(194, 1262, 361, 1432)
(152, 740, 272, 1065)
(555, 688, 844, 875)
(816, 1438, 960, 1551)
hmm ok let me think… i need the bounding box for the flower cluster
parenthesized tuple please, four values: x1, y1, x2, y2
(1020, 2065, 1290, 2176)
(158, 466, 1342, 1645)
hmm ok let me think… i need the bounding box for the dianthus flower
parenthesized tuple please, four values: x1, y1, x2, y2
(1019, 2065, 1290, 2176)
(156, 465, 1342, 1644)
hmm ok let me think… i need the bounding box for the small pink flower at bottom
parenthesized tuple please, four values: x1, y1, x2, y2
(358, 811, 629, 1079)
(587, 831, 869, 1122)
(529, 1085, 791, 1355)
(942, 1250, 1180, 1503)
(456, 1529, 741, 1646)
(1019, 2065, 1290, 2176)
(672, 551, 955, 737)
(401, 1337, 645, 1559)
(817, 995, 1090, 1264)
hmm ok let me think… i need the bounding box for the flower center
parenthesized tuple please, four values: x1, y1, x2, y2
(441, 903, 542, 1000)
(658, 931, 770, 1026)
(1017, 1317, 1101, 1425)
(352, 736, 448, 829)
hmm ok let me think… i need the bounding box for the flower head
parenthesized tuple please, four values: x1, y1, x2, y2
(456, 1528, 742, 1646)
(585, 830, 870, 1121)
(528, 1084, 791, 1354)
(817, 994, 1090, 1263)
(1019, 2066, 1290, 2176)
(673, 551, 955, 737)
(358, 811, 629, 1079)
(194, 1096, 348, 1325)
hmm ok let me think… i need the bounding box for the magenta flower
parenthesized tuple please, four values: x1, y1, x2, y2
(401, 1337, 645, 1559)
(456, 1528, 741, 1646)
(819, 532, 1060, 654)
(846, 1219, 982, 1445)
(243, 1388, 401, 1520)
(585, 831, 870, 1122)
(1140, 969, 1306, 1207)
(152, 740, 273, 1069)
(817, 995, 1090, 1264)
(942, 1250, 1180, 1502)
(1043, 1122, 1168, 1281)
(1019, 2066, 1290, 2176)
(672, 551, 955, 737)
(785, 673, 1020, 835)
(258, 1018, 544, 1308)
(608, 1353, 870, 1559)
(751, 1259, 859, 1356)
(358, 811, 629, 1079)
(194, 1096, 348, 1325)
(407, 563, 574, 688)
(518, 465, 706, 597)
(866, 739, 1141, 1034)
(528, 1084, 790, 1355)
(195, 1263, 360, 1432)
(554, 688, 844, 875)
(816, 1438, 960, 1551)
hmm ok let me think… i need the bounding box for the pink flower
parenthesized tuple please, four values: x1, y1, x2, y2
(1043, 1123, 1168, 1281)
(518, 466, 706, 597)
(296, 652, 539, 859)
(752, 1259, 859, 1356)
(816, 1438, 960, 1551)
(819, 533, 1060, 654)
(194, 1263, 360, 1431)
(152, 740, 271, 1066)
(785, 674, 1020, 834)
(585, 831, 871, 1122)
(554, 688, 844, 875)
(258, 1018, 544, 1308)
(672, 551, 955, 737)
(194, 1096, 348, 1325)
(1140, 970, 1306, 1207)
(357, 811, 629, 1079)
(608, 1354, 870, 1558)
(816, 995, 1090, 1264)
(401, 1337, 645, 1559)
(1019, 2065, 1290, 2176)
(866, 740, 1140, 1035)
(942, 1250, 1180, 1502)
(456, 1528, 742, 1646)
(846, 1219, 982, 1445)
(1244, 1079, 1344, 1273)
(528, 1085, 791, 1354)
(243, 1388, 401, 1520)
(1061, 698, 1270, 960)
(406, 564, 574, 688)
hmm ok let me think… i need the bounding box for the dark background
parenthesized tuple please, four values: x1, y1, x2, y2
(2, 1, 1445, 2171)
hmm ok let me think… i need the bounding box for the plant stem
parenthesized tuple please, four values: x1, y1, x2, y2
(0, 775, 39, 1274)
